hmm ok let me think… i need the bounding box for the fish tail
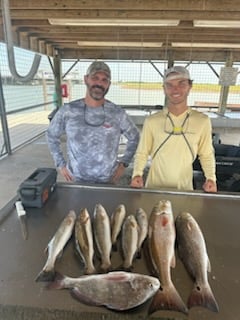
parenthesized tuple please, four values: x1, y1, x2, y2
(35, 269, 55, 282)
(149, 285, 188, 315)
(188, 283, 219, 313)
(100, 261, 112, 273)
(46, 272, 66, 290)
(85, 265, 97, 275)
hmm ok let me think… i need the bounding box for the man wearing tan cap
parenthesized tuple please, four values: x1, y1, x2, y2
(131, 66, 217, 192)
(47, 61, 139, 184)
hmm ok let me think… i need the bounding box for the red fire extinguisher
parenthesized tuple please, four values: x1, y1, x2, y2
(61, 84, 68, 98)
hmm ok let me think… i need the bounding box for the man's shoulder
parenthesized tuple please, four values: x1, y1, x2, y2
(190, 109, 210, 120)
(146, 110, 165, 121)
(67, 99, 84, 108)
(105, 99, 122, 109)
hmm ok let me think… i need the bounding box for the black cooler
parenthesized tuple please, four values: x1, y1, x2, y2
(18, 168, 57, 208)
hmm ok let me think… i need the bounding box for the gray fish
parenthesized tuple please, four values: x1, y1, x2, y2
(135, 207, 148, 258)
(175, 212, 219, 313)
(111, 204, 126, 251)
(121, 214, 139, 271)
(35, 210, 76, 282)
(147, 200, 188, 315)
(93, 203, 112, 272)
(47, 271, 160, 311)
(75, 208, 96, 275)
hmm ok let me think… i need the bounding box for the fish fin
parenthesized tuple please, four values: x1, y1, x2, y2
(71, 287, 102, 307)
(188, 283, 219, 313)
(46, 272, 65, 290)
(35, 269, 56, 282)
(148, 285, 188, 315)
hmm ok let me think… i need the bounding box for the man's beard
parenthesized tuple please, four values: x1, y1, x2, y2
(88, 84, 109, 101)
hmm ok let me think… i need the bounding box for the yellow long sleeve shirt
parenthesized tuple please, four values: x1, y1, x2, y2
(132, 107, 216, 191)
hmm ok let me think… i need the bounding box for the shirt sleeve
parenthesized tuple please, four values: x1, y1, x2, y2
(132, 118, 153, 177)
(119, 110, 140, 165)
(46, 107, 67, 168)
(198, 117, 216, 182)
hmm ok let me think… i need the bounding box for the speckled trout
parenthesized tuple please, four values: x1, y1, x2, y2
(35, 210, 76, 282)
(175, 212, 219, 313)
(47, 271, 160, 311)
(111, 204, 126, 251)
(135, 207, 148, 258)
(93, 203, 112, 272)
(75, 208, 96, 275)
(121, 214, 139, 271)
(147, 200, 188, 315)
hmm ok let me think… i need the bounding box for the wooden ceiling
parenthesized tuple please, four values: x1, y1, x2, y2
(1, 0, 240, 62)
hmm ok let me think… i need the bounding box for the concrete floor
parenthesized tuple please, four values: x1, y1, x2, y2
(0, 126, 240, 210)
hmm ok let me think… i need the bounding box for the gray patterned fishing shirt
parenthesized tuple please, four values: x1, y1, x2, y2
(46, 98, 140, 183)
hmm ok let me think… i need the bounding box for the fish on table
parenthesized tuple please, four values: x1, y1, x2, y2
(35, 210, 76, 282)
(121, 214, 139, 271)
(175, 211, 219, 313)
(135, 207, 148, 259)
(47, 271, 160, 311)
(110, 204, 126, 251)
(93, 203, 112, 273)
(75, 208, 96, 275)
(147, 200, 188, 315)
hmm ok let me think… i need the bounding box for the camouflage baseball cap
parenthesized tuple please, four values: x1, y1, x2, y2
(86, 61, 111, 79)
(163, 66, 191, 82)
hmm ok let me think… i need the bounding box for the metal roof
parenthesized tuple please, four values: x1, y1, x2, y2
(1, 0, 240, 61)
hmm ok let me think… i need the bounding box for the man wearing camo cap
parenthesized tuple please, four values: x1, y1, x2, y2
(47, 61, 139, 184)
(131, 66, 217, 192)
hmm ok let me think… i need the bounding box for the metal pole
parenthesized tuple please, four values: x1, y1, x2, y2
(0, 71, 12, 155)
(53, 54, 62, 109)
(218, 52, 233, 115)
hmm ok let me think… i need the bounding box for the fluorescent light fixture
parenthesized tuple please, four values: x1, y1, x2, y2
(172, 42, 240, 48)
(49, 18, 179, 26)
(77, 41, 162, 47)
(194, 20, 240, 28)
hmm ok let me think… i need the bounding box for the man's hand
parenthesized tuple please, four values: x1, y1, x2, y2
(202, 179, 217, 193)
(111, 162, 126, 184)
(59, 167, 73, 182)
(130, 175, 144, 188)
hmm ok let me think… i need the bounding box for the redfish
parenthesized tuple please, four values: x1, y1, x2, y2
(175, 212, 219, 313)
(147, 200, 188, 315)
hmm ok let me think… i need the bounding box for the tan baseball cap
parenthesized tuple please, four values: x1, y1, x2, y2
(86, 61, 111, 79)
(163, 66, 191, 82)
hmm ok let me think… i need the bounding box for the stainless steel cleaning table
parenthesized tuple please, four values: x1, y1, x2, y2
(0, 183, 239, 320)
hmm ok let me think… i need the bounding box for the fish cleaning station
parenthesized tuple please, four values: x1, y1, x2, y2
(0, 1, 240, 320)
